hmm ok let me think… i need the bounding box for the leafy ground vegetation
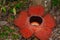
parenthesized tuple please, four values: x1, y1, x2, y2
(0, 0, 60, 40)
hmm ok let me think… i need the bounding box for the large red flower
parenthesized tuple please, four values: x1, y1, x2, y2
(14, 5, 56, 40)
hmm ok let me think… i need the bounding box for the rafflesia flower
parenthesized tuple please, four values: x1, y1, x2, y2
(14, 5, 56, 40)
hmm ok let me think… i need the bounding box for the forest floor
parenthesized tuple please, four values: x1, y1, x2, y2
(0, 0, 60, 40)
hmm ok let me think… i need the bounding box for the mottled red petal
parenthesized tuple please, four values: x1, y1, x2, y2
(20, 27, 33, 38)
(35, 28, 52, 40)
(14, 11, 28, 29)
(29, 5, 44, 16)
(44, 14, 56, 29)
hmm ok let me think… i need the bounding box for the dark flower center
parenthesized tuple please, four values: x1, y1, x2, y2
(30, 16, 43, 26)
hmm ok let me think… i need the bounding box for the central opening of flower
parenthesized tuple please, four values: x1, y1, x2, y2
(30, 16, 43, 26)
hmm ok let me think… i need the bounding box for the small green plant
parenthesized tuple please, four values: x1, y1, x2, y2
(3, 25, 15, 33)
(1, 7, 6, 13)
(52, 0, 60, 7)
(12, 34, 20, 39)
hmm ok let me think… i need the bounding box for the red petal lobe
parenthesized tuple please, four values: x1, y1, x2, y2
(35, 28, 52, 40)
(14, 11, 28, 29)
(29, 5, 44, 16)
(20, 27, 33, 38)
(44, 14, 56, 29)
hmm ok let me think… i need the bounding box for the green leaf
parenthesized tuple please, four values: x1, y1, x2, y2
(0, 2, 2, 6)
(3, 25, 15, 33)
(1, 7, 6, 13)
(13, 7, 16, 15)
(0, 32, 5, 38)
(8, 28, 15, 33)
(11, 16, 15, 19)
(58, 0, 60, 5)
(3, 25, 10, 30)
(12, 34, 20, 39)
(52, 0, 58, 6)
(15, 2, 24, 9)
(0, 32, 8, 38)
(9, 8, 13, 13)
